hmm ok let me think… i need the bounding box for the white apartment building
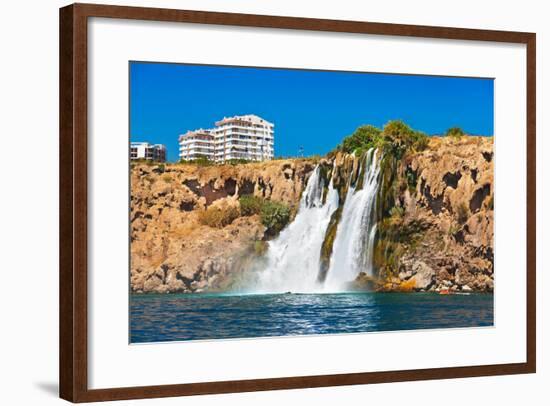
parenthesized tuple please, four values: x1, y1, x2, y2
(130, 142, 166, 162)
(179, 114, 274, 163)
(178, 129, 215, 161)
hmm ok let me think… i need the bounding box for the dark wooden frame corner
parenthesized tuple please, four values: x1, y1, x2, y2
(59, 3, 536, 402)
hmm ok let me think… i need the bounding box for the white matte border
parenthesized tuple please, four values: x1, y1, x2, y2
(88, 18, 526, 389)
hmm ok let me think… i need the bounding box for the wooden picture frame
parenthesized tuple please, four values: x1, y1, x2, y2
(59, 3, 536, 402)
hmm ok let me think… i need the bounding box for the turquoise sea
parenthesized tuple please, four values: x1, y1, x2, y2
(130, 292, 493, 343)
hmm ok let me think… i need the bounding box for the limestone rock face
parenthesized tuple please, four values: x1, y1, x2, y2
(130, 159, 316, 293)
(379, 136, 494, 292)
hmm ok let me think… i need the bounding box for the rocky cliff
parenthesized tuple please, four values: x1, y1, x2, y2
(130, 159, 317, 293)
(130, 136, 493, 294)
(366, 136, 494, 293)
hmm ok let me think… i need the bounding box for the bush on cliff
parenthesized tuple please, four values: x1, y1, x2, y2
(381, 120, 429, 159)
(445, 127, 465, 139)
(260, 200, 290, 236)
(239, 195, 291, 236)
(239, 195, 264, 216)
(198, 204, 240, 228)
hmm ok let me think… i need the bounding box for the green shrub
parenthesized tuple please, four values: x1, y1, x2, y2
(239, 195, 264, 216)
(198, 205, 240, 228)
(405, 168, 418, 193)
(411, 131, 429, 150)
(445, 127, 465, 139)
(162, 174, 172, 183)
(260, 200, 290, 235)
(381, 120, 429, 158)
(240, 196, 291, 236)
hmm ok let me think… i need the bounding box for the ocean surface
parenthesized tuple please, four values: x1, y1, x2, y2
(130, 292, 494, 343)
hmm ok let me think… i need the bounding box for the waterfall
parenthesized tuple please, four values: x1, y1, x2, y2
(252, 149, 381, 294)
(256, 166, 339, 293)
(324, 149, 381, 291)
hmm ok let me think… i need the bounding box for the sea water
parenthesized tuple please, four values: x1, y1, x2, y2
(130, 292, 494, 343)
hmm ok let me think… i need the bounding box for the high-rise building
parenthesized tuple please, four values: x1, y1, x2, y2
(130, 142, 166, 162)
(179, 114, 274, 163)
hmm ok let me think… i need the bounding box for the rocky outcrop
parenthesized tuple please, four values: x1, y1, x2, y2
(372, 136, 494, 292)
(130, 159, 317, 293)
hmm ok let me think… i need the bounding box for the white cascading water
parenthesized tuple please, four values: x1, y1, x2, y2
(256, 166, 339, 293)
(324, 148, 381, 291)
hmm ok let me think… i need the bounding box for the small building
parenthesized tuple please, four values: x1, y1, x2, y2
(178, 114, 274, 163)
(130, 142, 166, 162)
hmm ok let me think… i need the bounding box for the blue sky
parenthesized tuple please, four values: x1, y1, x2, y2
(130, 62, 494, 162)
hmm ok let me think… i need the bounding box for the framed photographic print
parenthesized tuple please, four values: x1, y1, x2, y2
(59, 3, 536, 402)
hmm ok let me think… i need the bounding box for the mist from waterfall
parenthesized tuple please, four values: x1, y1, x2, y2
(324, 149, 381, 291)
(255, 150, 381, 293)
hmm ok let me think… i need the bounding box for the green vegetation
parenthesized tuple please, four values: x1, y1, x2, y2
(239, 195, 291, 236)
(239, 195, 264, 216)
(339, 120, 429, 160)
(376, 154, 400, 217)
(341, 125, 382, 156)
(381, 120, 429, 158)
(161, 174, 172, 183)
(197, 205, 240, 228)
(389, 205, 404, 218)
(179, 155, 214, 166)
(176, 157, 261, 166)
(445, 127, 465, 139)
(374, 214, 430, 277)
(405, 167, 418, 193)
(331, 121, 432, 277)
(260, 200, 291, 236)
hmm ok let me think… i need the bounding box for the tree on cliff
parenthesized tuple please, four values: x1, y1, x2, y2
(339, 120, 428, 159)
